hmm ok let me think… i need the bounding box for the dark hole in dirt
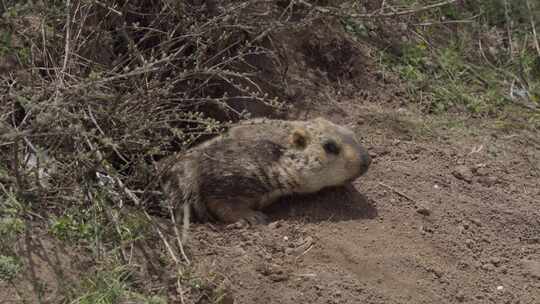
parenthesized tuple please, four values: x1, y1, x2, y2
(302, 38, 361, 82)
(265, 185, 377, 223)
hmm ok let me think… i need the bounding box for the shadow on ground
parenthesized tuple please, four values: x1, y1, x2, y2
(265, 184, 377, 223)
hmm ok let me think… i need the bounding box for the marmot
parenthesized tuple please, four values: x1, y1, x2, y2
(159, 117, 371, 229)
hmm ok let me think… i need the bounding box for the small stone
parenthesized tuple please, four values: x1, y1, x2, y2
(470, 218, 482, 227)
(268, 221, 282, 229)
(458, 261, 469, 270)
(456, 292, 466, 302)
(489, 257, 501, 267)
(473, 166, 489, 176)
(219, 293, 235, 304)
(465, 239, 473, 248)
(270, 272, 289, 282)
(496, 285, 504, 291)
(521, 259, 540, 279)
(368, 146, 390, 158)
(452, 165, 473, 183)
(482, 263, 495, 271)
(416, 207, 431, 216)
(477, 176, 498, 187)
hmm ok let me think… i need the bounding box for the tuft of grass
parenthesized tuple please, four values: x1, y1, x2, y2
(69, 266, 165, 304)
(376, 41, 515, 114)
(342, 0, 539, 129)
(0, 254, 22, 282)
(49, 211, 97, 243)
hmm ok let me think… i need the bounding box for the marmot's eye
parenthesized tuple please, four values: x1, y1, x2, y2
(323, 140, 340, 155)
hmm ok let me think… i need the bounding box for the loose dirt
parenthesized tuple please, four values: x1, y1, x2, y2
(2, 15, 539, 304)
(175, 101, 540, 304)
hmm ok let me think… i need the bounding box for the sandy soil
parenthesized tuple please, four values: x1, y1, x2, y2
(176, 102, 540, 304)
(1, 18, 539, 304)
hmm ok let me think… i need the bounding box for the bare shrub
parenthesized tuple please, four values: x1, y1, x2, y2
(0, 0, 327, 211)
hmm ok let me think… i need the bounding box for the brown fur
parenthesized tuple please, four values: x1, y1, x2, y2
(159, 117, 371, 228)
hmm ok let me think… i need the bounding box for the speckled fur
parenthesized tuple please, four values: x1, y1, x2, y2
(159, 117, 371, 227)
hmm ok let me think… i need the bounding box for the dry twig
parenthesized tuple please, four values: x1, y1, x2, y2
(299, 0, 459, 19)
(378, 182, 417, 203)
(525, 0, 540, 57)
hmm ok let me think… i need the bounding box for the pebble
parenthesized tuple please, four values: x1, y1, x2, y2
(368, 146, 390, 158)
(489, 257, 501, 267)
(477, 176, 498, 187)
(473, 166, 489, 176)
(268, 221, 282, 229)
(452, 165, 473, 183)
(416, 207, 431, 216)
(482, 263, 495, 271)
(521, 259, 540, 279)
(470, 218, 482, 227)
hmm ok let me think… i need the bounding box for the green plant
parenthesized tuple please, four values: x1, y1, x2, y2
(69, 266, 165, 304)
(0, 255, 22, 282)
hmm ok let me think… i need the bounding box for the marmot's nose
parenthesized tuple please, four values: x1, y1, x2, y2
(358, 148, 371, 175)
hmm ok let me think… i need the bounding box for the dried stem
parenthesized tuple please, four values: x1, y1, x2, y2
(525, 0, 540, 57)
(300, 0, 459, 19)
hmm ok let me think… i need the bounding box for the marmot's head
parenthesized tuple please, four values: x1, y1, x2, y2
(286, 117, 371, 193)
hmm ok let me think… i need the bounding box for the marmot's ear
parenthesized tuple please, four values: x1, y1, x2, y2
(290, 128, 309, 149)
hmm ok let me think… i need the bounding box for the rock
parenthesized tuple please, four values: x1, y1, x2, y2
(368, 146, 390, 158)
(470, 218, 482, 227)
(256, 263, 289, 282)
(489, 257, 501, 267)
(219, 293, 235, 304)
(416, 207, 431, 216)
(521, 259, 540, 279)
(477, 176, 498, 187)
(473, 166, 489, 176)
(268, 221, 281, 229)
(452, 165, 473, 183)
(456, 292, 466, 302)
(465, 239, 474, 248)
(482, 263, 495, 271)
